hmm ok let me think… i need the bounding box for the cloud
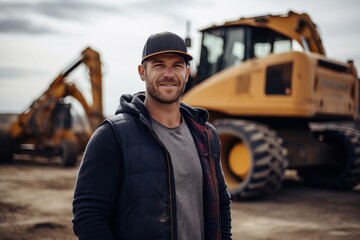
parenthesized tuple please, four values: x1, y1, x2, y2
(0, 0, 122, 34)
(123, 0, 209, 22)
(0, 18, 55, 34)
(0, 1, 121, 20)
(0, 0, 207, 35)
(0, 66, 46, 78)
(35, 1, 121, 20)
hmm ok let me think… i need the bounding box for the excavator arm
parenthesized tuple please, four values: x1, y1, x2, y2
(9, 47, 104, 141)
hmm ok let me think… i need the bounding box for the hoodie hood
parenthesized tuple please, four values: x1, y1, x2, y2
(115, 92, 209, 126)
(115, 92, 148, 116)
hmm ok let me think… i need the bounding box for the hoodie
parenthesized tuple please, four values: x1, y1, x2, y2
(73, 92, 232, 240)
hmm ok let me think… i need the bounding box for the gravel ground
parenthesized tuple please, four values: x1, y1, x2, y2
(0, 158, 359, 240)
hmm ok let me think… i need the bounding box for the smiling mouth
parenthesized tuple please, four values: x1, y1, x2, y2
(160, 84, 177, 87)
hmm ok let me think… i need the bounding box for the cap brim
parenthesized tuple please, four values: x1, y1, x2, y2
(142, 50, 193, 63)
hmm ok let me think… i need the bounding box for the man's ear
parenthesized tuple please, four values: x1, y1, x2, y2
(185, 65, 191, 83)
(138, 64, 146, 81)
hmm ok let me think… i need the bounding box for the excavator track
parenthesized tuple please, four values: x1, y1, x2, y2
(299, 124, 360, 188)
(0, 130, 14, 163)
(213, 119, 288, 200)
(61, 139, 79, 167)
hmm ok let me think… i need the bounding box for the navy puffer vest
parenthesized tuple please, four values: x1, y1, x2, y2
(106, 112, 176, 239)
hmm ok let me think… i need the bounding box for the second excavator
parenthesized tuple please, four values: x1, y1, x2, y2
(0, 47, 104, 166)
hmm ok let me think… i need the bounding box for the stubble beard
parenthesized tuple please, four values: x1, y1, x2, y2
(147, 82, 185, 104)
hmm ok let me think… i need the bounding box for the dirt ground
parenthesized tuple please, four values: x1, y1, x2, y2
(0, 157, 359, 240)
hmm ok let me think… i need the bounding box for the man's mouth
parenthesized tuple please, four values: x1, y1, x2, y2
(159, 83, 177, 87)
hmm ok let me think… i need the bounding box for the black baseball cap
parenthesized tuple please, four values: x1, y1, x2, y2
(141, 31, 193, 63)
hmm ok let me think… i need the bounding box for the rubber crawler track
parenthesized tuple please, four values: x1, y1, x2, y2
(61, 140, 78, 167)
(302, 124, 360, 188)
(0, 130, 14, 163)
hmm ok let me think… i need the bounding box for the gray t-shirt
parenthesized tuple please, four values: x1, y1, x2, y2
(152, 118, 204, 240)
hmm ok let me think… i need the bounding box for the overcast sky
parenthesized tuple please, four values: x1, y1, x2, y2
(1, 0, 360, 117)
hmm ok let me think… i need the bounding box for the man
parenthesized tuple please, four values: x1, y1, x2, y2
(72, 31, 232, 240)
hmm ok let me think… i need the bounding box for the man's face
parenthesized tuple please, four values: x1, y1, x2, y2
(138, 53, 190, 104)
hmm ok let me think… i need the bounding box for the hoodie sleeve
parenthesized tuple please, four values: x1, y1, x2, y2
(72, 122, 122, 240)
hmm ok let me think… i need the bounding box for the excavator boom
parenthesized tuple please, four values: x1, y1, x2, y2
(203, 11, 326, 55)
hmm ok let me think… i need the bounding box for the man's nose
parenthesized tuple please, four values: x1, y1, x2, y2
(163, 67, 176, 77)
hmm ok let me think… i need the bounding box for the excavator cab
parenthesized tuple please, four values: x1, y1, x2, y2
(193, 25, 296, 86)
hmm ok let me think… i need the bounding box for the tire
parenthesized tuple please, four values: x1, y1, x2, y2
(61, 140, 78, 167)
(299, 125, 360, 189)
(213, 119, 288, 200)
(0, 130, 14, 163)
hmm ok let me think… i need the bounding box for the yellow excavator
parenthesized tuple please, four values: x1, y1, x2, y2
(0, 47, 104, 166)
(183, 11, 360, 199)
